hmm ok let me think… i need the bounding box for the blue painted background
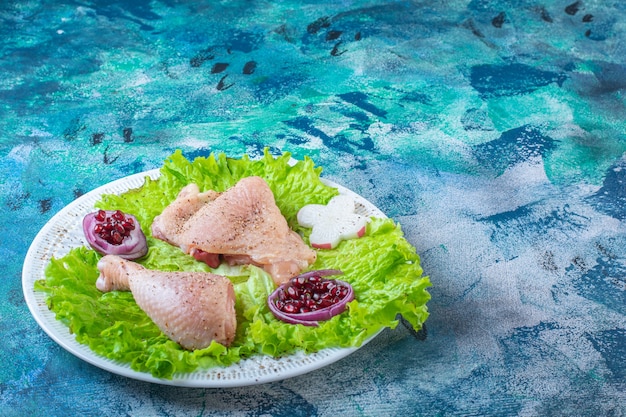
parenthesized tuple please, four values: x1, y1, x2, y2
(1, 0, 625, 415)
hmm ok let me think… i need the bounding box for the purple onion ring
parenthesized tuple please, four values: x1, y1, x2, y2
(267, 270, 354, 326)
(83, 210, 148, 260)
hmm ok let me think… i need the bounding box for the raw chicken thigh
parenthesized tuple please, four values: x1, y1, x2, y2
(151, 176, 317, 285)
(96, 255, 237, 350)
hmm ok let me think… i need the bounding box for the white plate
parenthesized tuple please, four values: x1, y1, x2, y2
(22, 168, 387, 388)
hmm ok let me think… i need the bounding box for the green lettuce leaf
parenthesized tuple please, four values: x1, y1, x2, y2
(35, 149, 431, 379)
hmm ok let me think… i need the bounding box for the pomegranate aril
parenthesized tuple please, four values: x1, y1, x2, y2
(110, 231, 123, 244)
(283, 303, 299, 314)
(318, 299, 332, 308)
(286, 286, 298, 299)
(320, 293, 333, 302)
(95, 210, 106, 222)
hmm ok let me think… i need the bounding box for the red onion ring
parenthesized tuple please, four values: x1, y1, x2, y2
(267, 270, 354, 327)
(83, 210, 148, 260)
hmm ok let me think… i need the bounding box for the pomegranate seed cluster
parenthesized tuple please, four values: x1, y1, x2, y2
(93, 209, 136, 245)
(273, 275, 351, 314)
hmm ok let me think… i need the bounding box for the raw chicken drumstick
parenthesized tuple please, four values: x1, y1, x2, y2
(96, 255, 237, 350)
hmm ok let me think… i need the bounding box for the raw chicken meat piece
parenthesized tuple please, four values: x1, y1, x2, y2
(151, 176, 317, 285)
(150, 184, 219, 248)
(96, 254, 237, 350)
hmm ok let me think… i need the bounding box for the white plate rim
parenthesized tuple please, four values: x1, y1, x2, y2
(22, 168, 387, 388)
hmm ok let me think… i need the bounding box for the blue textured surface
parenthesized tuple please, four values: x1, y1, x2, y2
(2, 0, 625, 415)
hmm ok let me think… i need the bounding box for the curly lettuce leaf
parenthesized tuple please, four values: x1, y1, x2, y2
(35, 149, 431, 379)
